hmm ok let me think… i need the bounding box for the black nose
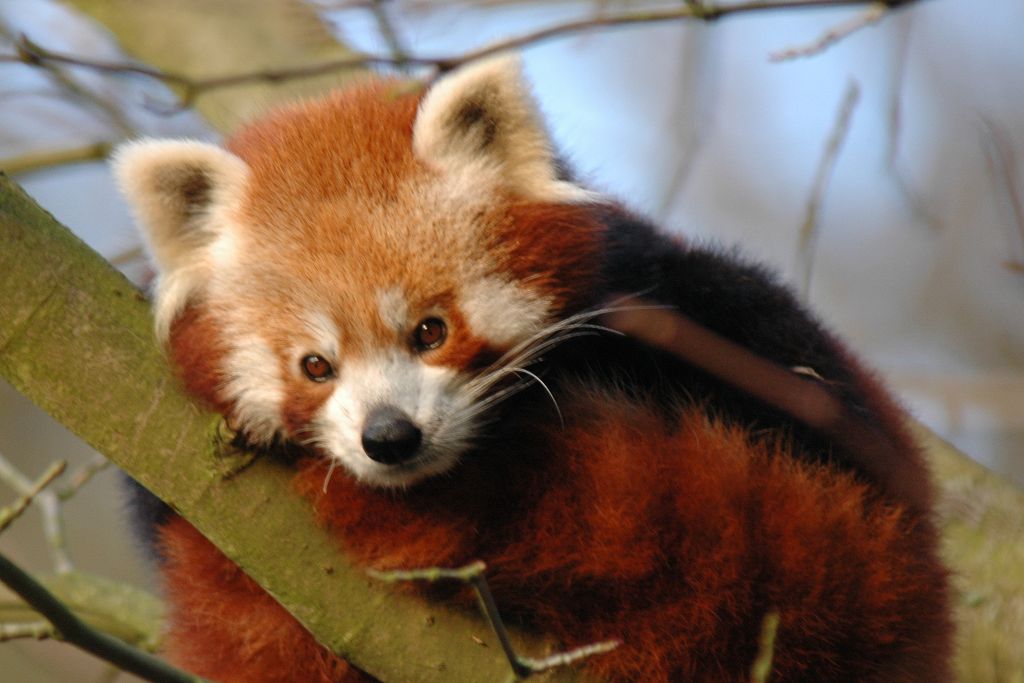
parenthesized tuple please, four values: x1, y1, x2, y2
(361, 406, 422, 465)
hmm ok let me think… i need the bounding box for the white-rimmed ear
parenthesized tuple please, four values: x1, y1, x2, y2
(113, 139, 249, 340)
(412, 55, 589, 202)
(113, 139, 248, 275)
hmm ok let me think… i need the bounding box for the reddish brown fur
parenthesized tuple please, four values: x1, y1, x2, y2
(279, 364, 337, 436)
(226, 80, 423, 221)
(151, 78, 950, 681)
(168, 305, 232, 414)
(214, 83, 605, 372)
(158, 517, 376, 683)
(160, 389, 949, 682)
(500, 201, 607, 314)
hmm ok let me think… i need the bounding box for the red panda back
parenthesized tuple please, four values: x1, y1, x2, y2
(291, 387, 949, 682)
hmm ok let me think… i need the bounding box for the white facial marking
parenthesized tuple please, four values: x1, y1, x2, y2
(221, 335, 285, 444)
(376, 287, 409, 334)
(207, 220, 241, 271)
(462, 276, 552, 347)
(300, 311, 340, 360)
(313, 352, 472, 488)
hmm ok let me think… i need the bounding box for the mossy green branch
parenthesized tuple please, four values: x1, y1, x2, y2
(0, 173, 599, 682)
(0, 571, 165, 651)
(916, 426, 1024, 681)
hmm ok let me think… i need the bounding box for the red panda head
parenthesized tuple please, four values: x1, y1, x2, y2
(114, 57, 606, 487)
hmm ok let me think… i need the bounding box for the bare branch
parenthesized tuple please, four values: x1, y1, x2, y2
(884, 10, 911, 168)
(370, 561, 621, 680)
(0, 460, 67, 534)
(980, 118, 1024, 275)
(58, 454, 111, 502)
(105, 246, 147, 269)
(0, 551, 206, 683)
(656, 23, 717, 220)
(1, 142, 112, 177)
(0, 1, 918, 112)
(369, 0, 411, 68)
(749, 611, 781, 683)
(0, 22, 134, 137)
(797, 80, 860, 298)
(0, 620, 56, 642)
(881, 14, 944, 231)
(770, 2, 887, 61)
(0, 452, 74, 573)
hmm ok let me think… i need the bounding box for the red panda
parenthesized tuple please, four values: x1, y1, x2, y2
(114, 57, 952, 682)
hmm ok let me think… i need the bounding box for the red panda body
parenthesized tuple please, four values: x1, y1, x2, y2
(116, 58, 952, 682)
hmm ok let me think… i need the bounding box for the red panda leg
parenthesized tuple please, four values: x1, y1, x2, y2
(157, 516, 376, 683)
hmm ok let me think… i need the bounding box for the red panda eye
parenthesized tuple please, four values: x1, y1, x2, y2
(413, 318, 447, 351)
(301, 355, 334, 382)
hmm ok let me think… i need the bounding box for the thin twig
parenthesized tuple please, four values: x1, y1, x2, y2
(1, 142, 112, 176)
(881, 14, 942, 231)
(0, 453, 74, 573)
(749, 611, 780, 682)
(770, 2, 887, 61)
(0, 620, 56, 641)
(884, 10, 911, 169)
(0, 1, 918, 110)
(0, 551, 207, 683)
(0, 460, 66, 534)
(516, 639, 622, 677)
(105, 246, 147, 269)
(370, 561, 620, 680)
(797, 79, 860, 298)
(58, 455, 111, 501)
(980, 118, 1024, 274)
(0, 22, 134, 137)
(369, 0, 411, 69)
(656, 20, 716, 220)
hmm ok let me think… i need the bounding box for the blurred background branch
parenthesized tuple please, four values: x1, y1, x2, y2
(0, 1, 916, 116)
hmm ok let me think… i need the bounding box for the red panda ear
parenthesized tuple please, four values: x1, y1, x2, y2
(113, 140, 248, 340)
(412, 55, 591, 203)
(113, 140, 248, 275)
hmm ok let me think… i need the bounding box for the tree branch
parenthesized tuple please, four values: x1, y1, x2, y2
(797, 79, 860, 298)
(1, 143, 112, 177)
(0, 21, 135, 138)
(0, 459, 67, 534)
(370, 562, 620, 680)
(0, 552, 204, 683)
(749, 612, 780, 683)
(0, 454, 73, 573)
(0, 1, 920, 112)
(770, 1, 888, 61)
(0, 620, 56, 642)
(980, 118, 1024, 274)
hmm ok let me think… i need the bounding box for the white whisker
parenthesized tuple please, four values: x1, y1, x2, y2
(455, 297, 669, 427)
(322, 459, 339, 493)
(507, 366, 563, 427)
